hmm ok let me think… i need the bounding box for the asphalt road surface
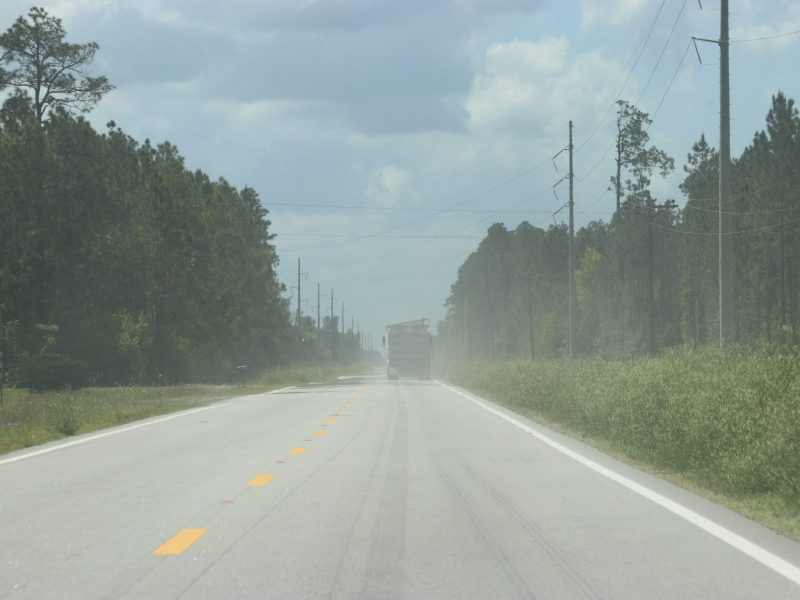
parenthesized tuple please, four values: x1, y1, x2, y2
(2, 376, 800, 599)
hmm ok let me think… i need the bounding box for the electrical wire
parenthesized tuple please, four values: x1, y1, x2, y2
(281, 157, 553, 254)
(575, 0, 667, 152)
(651, 39, 692, 121)
(575, 35, 694, 189)
(268, 202, 588, 215)
(636, 0, 689, 107)
(649, 215, 800, 236)
(731, 29, 800, 43)
(314, 182, 557, 273)
(275, 233, 481, 239)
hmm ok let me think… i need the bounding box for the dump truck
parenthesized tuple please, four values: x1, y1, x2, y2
(385, 319, 432, 380)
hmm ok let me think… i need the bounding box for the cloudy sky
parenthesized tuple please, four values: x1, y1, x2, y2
(2, 0, 798, 343)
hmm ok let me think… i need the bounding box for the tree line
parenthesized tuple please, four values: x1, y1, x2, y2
(438, 93, 800, 361)
(0, 7, 296, 387)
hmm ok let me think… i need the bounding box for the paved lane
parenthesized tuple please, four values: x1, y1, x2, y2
(1, 377, 799, 599)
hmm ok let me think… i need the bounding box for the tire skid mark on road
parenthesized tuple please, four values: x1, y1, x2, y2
(327, 391, 397, 598)
(431, 454, 539, 600)
(173, 398, 377, 600)
(457, 454, 607, 600)
(437, 380, 800, 589)
(144, 384, 361, 577)
(358, 394, 409, 600)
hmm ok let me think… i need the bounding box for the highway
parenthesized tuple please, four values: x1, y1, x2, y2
(1, 376, 800, 599)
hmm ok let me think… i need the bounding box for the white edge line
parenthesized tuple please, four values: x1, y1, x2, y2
(0, 402, 231, 467)
(268, 386, 296, 395)
(435, 379, 800, 587)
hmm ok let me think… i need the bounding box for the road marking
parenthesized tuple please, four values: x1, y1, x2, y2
(435, 380, 800, 588)
(154, 529, 207, 556)
(247, 474, 274, 486)
(0, 403, 232, 467)
(312, 430, 326, 436)
(289, 447, 307, 455)
(268, 386, 296, 394)
(326, 418, 336, 424)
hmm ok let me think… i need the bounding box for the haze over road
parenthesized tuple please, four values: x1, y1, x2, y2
(2, 376, 800, 599)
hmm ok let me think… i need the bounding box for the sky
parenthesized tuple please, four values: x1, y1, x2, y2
(2, 0, 798, 345)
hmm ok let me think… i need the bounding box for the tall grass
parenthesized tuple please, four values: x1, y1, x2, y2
(447, 346, 800, 499)
(0, 362, 372, 455)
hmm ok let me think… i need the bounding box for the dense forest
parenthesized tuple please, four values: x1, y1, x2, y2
(438, 94, 800, 361)
(0, 8, 299, 387)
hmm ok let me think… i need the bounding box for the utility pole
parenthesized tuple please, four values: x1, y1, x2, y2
(317, 283, 321, 361)
(296, 259, 301, 360)
(719, 0, 733, 344)
(341, 303, 345, 335)
(694, 0, 734, 344)
(568, 120, 576, 360)
(330, 289, 335, 359)
(0, 305, 4, 407)
(552, 125, 576, 360)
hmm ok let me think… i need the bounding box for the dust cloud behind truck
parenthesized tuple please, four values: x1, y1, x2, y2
(384, 319, 432, 380)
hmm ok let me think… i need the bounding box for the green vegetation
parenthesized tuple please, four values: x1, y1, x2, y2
(0, 363, 371, 455)
(437, 96, 800, 361)
(0, 7, 296, 388)
(447, 347, 800, 540)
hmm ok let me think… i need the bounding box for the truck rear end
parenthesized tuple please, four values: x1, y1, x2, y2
(385, 319, 431, 380)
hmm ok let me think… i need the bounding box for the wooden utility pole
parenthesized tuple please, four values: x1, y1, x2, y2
(296, 258, 301, 359)
(0, 305, 4, 406)
(568, 120, 576, 360)
(317, 283, 321, 360)
(718, 0, 734, 344)
(330, 289, 335, 357)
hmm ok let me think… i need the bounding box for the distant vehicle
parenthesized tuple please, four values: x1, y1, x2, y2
(384, 319, 432, 380)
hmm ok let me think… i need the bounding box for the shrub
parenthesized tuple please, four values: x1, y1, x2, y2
(17, 353, 90, 391)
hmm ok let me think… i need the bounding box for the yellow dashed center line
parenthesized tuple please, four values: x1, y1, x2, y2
(154, 528, 206, 556)
(247, 473, 274, 486)
(154, 387, 366, 557)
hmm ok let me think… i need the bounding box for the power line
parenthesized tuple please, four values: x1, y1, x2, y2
(336, 250, 472, 292)
(649, 215, 800, 236)
(276, 233, 481, 239)
(576, 0, 668, 152)
(576, 35, 694, 188)
(314, 182, 557, 275)
(267, 202, 589, 215)
(282, 158, 553, 254)
(651, 39, 692, 120)
(636, 0, 689, 107)
(731, 29, 800, 43)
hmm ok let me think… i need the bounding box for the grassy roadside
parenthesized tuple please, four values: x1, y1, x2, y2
(445, 347, 800, 541)
(0, 362, 371, 456)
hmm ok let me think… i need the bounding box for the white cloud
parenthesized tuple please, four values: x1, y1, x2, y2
(579, 0, 649, 29)
(730, 0, 800, 48)
(466, 36, 622, 139)
(365, 165, 411, 206)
